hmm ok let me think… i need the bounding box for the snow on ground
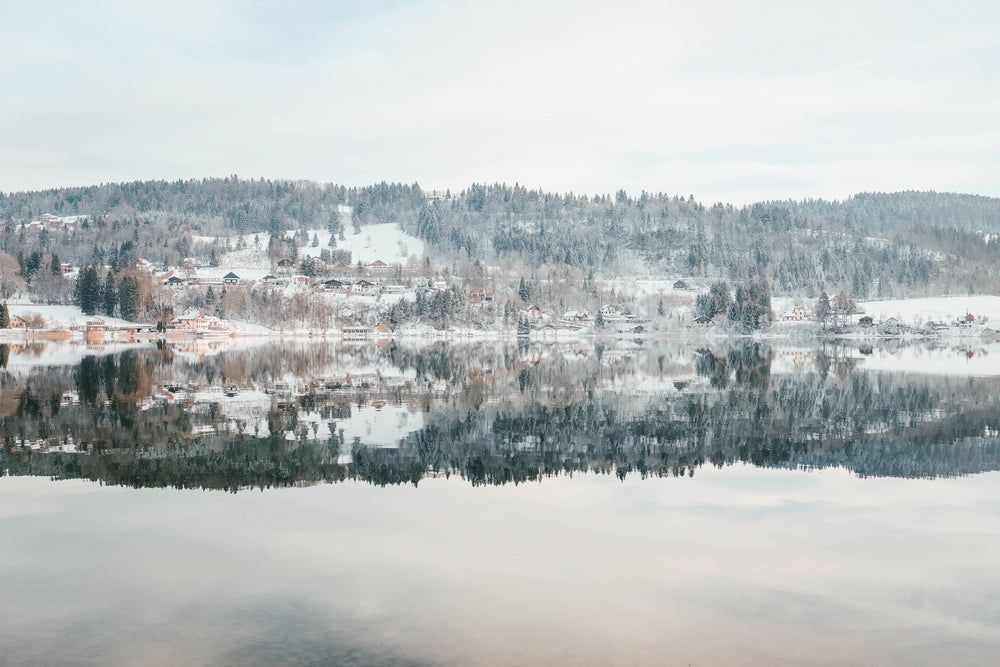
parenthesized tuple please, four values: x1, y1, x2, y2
(200, 223, 425, 272)
(290, 223, 424, 264)
(6, 304, 144, 329)
(856, 296, 1000, 326)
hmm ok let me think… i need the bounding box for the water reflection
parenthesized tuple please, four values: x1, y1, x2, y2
(2, 339, 1000, 491)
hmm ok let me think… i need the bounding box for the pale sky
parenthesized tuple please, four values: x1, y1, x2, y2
(2, 0, 998, 204)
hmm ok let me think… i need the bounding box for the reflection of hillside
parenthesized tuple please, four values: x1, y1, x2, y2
(2, 340, 1000, 490)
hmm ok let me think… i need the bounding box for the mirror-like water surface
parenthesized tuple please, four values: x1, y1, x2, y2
(2, 340, 999, 665)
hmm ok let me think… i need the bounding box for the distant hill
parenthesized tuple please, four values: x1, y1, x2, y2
(768, 191, 1000, 232)
(2, 179, 1000, 308)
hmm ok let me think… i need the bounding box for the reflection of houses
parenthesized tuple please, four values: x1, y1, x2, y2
(342, 326, 373, 340)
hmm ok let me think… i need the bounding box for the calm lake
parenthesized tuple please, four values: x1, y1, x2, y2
(2, 339, 999, 665)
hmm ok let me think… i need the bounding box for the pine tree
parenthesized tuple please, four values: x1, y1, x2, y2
(102, 272, 117, 317)
(118, 276, 140, 321)
(0, 302, 9, 328)
(816, 291, 832, 329)
(76, 266, 101, 315)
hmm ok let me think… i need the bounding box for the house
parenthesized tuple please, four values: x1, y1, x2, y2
(692, 315, 713, 326)
(382, 284, 406, 294)
(223, 272, 241, 285)
(673, 280, 688, 290)
(600, 304, 621, 320)
(880, 317, 901, 335)
(7, 315, 26, 329)
(525, 304, 541, 319)
(170, 310, 223, 332)
(369, 259, 389, 274)
(858, 316, 874, 327)
(261, 275, 277, 284)
(164, 276, 186, 288)
(562, 311, 590, 323)
(85, 318, 107, 333)
(133, 258, 156, 274)
(965, 313, 976, 324)
(431, 280, 448, 291)
(60, 263, 74, 274)
(277, 258, 294, 268)
(374, 322, 392, 334)
(350, 280, 379, 296)
(630, 325, 644, 334)
(783, 306, 807, 321)
(319, 278, 348, 291)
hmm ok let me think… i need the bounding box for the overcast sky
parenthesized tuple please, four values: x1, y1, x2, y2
(2, 0, 998, 203)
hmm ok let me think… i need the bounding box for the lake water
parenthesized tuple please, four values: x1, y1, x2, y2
(2, 339, 999, 665)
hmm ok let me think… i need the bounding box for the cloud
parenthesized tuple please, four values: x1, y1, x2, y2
(1, 0, 999, 203)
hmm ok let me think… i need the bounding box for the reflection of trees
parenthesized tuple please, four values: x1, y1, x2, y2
(3, 342, 1000, 490)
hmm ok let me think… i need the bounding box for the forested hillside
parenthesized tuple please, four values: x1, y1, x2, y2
(1, 178, 1000, 308)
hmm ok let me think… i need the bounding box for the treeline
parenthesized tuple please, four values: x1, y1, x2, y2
(3, 179, 1000, 305)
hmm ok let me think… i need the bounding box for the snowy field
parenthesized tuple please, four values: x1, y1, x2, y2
(202, 223, 424, 271)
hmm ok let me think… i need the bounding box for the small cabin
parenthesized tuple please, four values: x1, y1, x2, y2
(351, 280, 379, 295)
(223, 272, 241, 285)
(85, 318, 107, 333)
